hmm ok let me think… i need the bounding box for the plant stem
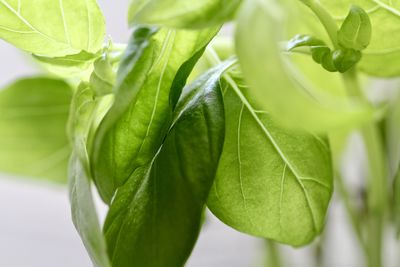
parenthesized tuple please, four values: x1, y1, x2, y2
(335, 170, 368, 254)
(298, 0, 339, 48)
(342, 68, 387, 267)
(265, 240, 283, 267)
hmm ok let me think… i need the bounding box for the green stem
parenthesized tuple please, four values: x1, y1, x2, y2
(342, 68, 387, 267)
(335, 170, 368, 254)
(265, 240, 283, 267)
(299, 0, 339, 48)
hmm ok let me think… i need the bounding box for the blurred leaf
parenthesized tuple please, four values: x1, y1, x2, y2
(91, 26, 219, 203)
(207, 76, 333, 246)
(129, 0, 242, 29)
(319, 0, 400, 77)
(104, 63, 227, 267)
(235, 0, 373, 132)
(332, 48, 362, 73)
(68, 84, 112, 267)
(0, 0, 105, 57)
(338, 5, 371, 51)
(287, 34, 325, 51)
(0, 77, 72, 182)
(33, 51, 99, 77)
(384, 93, 400, 177)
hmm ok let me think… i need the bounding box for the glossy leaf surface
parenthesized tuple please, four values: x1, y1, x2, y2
(104, 63, 227, 267)
(92, 26, 218, 203)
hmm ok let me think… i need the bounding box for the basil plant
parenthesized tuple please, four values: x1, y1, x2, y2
(0, 0, 400, 266)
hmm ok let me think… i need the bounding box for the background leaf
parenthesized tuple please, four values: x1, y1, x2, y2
(235, 0, 373, 132)
(129, 0, 242, 29)
(319, 0, 400, 76)
(0, 77, 72, 182)
(0, 0, 105, 57)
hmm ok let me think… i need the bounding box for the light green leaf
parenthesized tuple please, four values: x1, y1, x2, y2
(287, 34, 325, 51)
(104, 63, 227, 267)
(91, 26, 219, 203)
(332, 48, 362, 73)
(0, 77, 72, 182)
(69, 153, 111, 267)
(338, 5, 372, 51)
(0, 0, 105, 57)
(90, 56, 117, 96)
(207, 75, 333, 246)
(33, 51, 99, 77)
(129, 0, 242, 29)
(68, 84, 112, 267)
(235, 0, 373, 132)
(319, 0, 400, 76)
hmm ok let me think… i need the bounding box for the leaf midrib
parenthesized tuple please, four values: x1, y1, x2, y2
(0, 0, 75, 49)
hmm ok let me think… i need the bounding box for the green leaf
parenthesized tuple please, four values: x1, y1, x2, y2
(0, 77, 72, 182)
(90, 56, 117, 96)
(332, 48, 362, 73)
(207, 75, 333, 246)
(287, 34, 325, 51)
(68, 84, 112, 267)
(319, 0, 400, 76)
(104, 62, 228, 267)
(235, 0, 373, 132)
(69, 153, 111, 267)
(129, 0, 242, 29)
(310, 46, 336, 72)
(0, 0, 105, 57)
(338, 5, 372, 51)
(91, 26, 219, 203)
(384, 95, 400, 177)
(33, 51, 99, 77)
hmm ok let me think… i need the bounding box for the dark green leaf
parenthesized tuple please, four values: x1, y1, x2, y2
(332, 49, 362, 73)
(0, 77, 72, 182)
(91, 26, 219, 203)
(104, 62, 229, 267)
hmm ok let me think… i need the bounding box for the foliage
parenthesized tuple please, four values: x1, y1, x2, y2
(0, 0, 399, 266)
